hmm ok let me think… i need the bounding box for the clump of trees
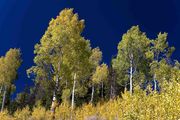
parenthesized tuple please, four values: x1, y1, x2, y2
(0, 8, 180, 119)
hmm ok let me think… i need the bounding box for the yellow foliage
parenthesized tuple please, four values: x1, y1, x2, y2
(1, 81, 179, 120)
(54, 102, 72, 120)
(0, 110, 12, 120)
(76, 81, 180, 120)
(92, 63, 108, 84)
(31, 105, 52, 120)
(14, 106, 31, 120)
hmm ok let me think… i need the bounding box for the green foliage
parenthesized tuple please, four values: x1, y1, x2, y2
(61, 89, 71, 103)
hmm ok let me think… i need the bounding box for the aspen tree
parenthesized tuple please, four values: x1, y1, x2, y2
(148, 33, 175, 90)
(89, 47, 102, 103)
(113, 26, 150, 95)
(28, 8, 93, 112)
(0, 49, 21, 112)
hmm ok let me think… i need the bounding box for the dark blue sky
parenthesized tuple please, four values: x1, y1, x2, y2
(0, 0, 180, 96)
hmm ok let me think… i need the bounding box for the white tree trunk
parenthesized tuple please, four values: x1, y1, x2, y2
(51, 62, 60, 113)
(129, 55, 133, 95)
(51, 74, 59, 112)
(153, 74, 157, 91)
(1, 86, 6, 112)
(90, 85, 94, 103)
(71, 73, 76, 110)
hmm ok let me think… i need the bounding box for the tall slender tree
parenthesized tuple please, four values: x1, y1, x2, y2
(89, 47, 102, 103)
(147, 33, 175, 90)
(112, 26, 150, 95)
(92, 63, 108, 100)
(0, 49, 22, 112)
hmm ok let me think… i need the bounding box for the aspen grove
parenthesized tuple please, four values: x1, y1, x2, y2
(0, 8, 180, 120)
